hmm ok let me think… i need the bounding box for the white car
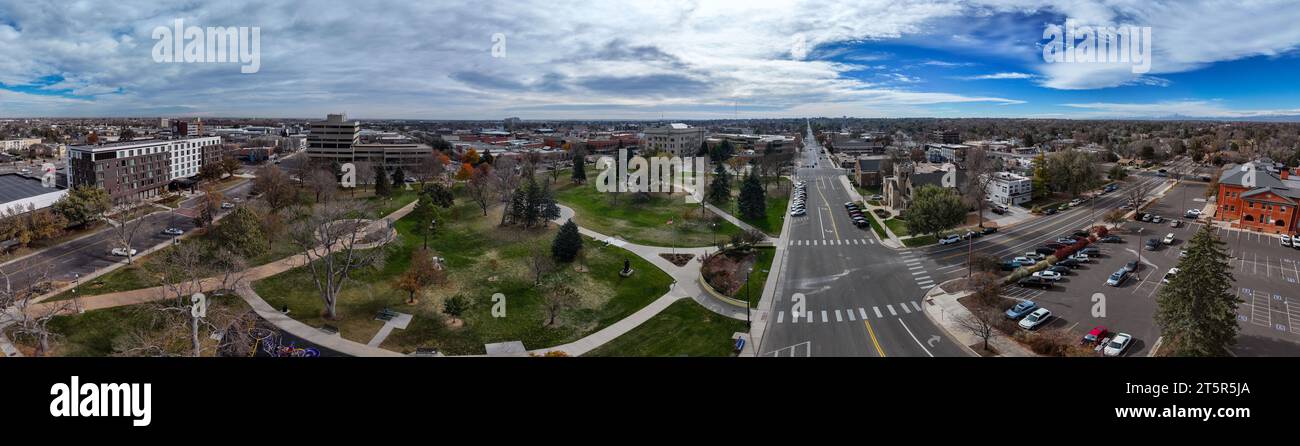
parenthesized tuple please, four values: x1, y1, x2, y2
(1186, 208, 1202, 217)
(790, 208, 806, 217)
(1162, 267, 1181, 284)
(939, 235, 962, 245)
(1012, 256, 1034, 265)
(1024, 252, 1046, 261)
(1103, 333, 1133, 356)
(1163, 233, 1176, 245)
(1032, 270, 1063, 281)
(221, 202, 235, 209)
(1282, 235, 1292, 248)
(1018, 308, 1052, 330)
(1152, 215, 1163, 223)
(163, 227, 184, 236)
(1069, 252, 1090, 262)
(110, 247, 138, 257)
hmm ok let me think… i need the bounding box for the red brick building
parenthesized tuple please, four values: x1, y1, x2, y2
(1215, 161, 1300, 235)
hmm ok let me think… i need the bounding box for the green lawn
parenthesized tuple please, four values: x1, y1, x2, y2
(902, 234, 938, 247)
(721, 179, 790, 236)
(585, 299, 747, 357)
(861, 203, 888, 239)
(23, 295, 250, 357)
(254, 197, 675, 356)
(732, 247, 774, 308)
(554, 170, 745, 247)
(883, 217, 911, 236)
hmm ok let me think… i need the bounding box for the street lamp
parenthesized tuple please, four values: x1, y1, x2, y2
(742, 269, 753, 332)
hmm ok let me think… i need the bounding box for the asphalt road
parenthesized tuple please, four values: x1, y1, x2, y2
(759, 123, 967, 357)
(0, 179, 252, 293)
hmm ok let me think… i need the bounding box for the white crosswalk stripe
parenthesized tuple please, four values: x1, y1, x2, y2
(777, 311, 785, 323)
(887, 304, 897, 316)
(774, 302, 925, 324)
(834, 309, 843, 322)
(873, 306, 883, 318)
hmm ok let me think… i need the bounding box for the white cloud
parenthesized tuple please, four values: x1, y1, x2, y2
(961, 72, 1036, 80)
(1061, 100, 1300, 118)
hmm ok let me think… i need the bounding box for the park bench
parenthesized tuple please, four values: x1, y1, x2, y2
(375, 308, 398, 321)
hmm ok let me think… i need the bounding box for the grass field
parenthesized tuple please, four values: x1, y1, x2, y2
(883, 216, 911, 236)
(721, 179, 790, 236)
(902, 234, 938, 247)
(254, 196, 674, 356)
(554, 170, 744, 247)
(585, 299, 746, 357)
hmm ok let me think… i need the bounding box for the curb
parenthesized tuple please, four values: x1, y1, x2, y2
(697, 274, 749, 308)
(920, 281, 981, 357)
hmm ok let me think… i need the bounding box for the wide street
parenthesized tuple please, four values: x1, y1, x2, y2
(759, 124, 967, 357)
(0, 179, 252, 293)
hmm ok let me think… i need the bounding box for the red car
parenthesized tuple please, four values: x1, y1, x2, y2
(1081, 326, 1108, 346)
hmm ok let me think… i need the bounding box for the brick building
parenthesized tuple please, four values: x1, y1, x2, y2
(1214, 161, 1300, 235)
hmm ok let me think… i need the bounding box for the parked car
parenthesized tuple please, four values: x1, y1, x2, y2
(1005, 301, 1038, 319)
(981, 226, 998, 235)
(1106, 269, 1129, 286)
(1024, 252, 1046, 261)
(1069, 252, 1090, 262)
(1103, 333, 1133, 356)
(1163, 233, 1176, 245)
(1079, 247, 1101, 256)
(1140, 213, 1152, 222)
(1123, 260, 1139, 273)
(939, 235, 962, 245)
(162, 227, 184, 236)
(1013, 256, 1034, 265)
(111, 247, 138, 257)
(1162, 267, 1181, 284)
(1169, 220, 1181, 228)
(1000, 261, 1022, 271)
(1033, 270, 1063, 281)
(1100, 235, 1123, 243)
(1043, 207, 1057, 215)
(790, 208, 806, 216)
(1017, 277, 1053, 289)
(1035, 247, 1057, 256)
(1152, 215, 1163, 224)
(1044, 242, 1067, 250)
(1055, 258, 1081, 268)
(1072, 230, 1091, 238)
(1046, 265, 1072, 275)
(844, 202, 857, 208)
(221, 202, 235, 209)
(1018, 308, 1053, 329)
(1057, 204, 1070, 212)
(1185, 209, 1202, 218)
(1282, 235, 1292, 248)
(1081, 326, 1108, 346)
(1145, 238, 1160, 250)
(1069, 199, 1082, 207)
(1055, 237, 1078, 245)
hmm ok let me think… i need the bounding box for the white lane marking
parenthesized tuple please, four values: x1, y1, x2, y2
(834, 309, 843, 322)
(805, 310, 813, 323)
(777, 311, 785, 323)
(911, 301, 922, 311)
(887, 304, 898, 316)
(920, 284, 935, 289)
(820, 310, 828, 323)
(900, 303, 912, 314)
(898, 319, 935, 357)
(847, 309, 856, 321)
(873, 306, 883, 318)
(908, 265, 924, 271)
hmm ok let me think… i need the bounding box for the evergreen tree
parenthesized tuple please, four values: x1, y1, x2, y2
(539, 181, 561, 225)
(707, 163, 731, 205)
(391, 167, 406, 187)
(1155, 225, 1240, 356)
(374, 165, 392, 197)
(523, 178, 543, 227)
(508, 187, 528, 226)
(551, 219, 583, 262)
(214, 206, 267, 259)
(738, 168, 767, 220)
(697, 140, 710, 157)
(571, 147, 587, 184)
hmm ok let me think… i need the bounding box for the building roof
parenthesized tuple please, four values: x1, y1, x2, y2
(1220, 161, 1300, 199)
(0, 174, 63, 204)
(857, 158, 883, 171)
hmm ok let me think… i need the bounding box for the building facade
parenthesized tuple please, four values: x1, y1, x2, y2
(1215, 161, 1300, 234)
(307, 113, 362, 163)
(984, 171, 1032, 206)
(643, 123, 705, 157)
(1, 138, 43, 153)
(68, 137, 221, 204)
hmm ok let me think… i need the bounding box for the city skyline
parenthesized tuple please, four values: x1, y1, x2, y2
(3, 1, 1300, 120)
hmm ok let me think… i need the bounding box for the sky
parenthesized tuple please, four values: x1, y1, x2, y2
(3, 0, 1300, 120)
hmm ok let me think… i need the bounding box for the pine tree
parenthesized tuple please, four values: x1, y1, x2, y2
(523, 178, 543, 227)
(539, 181, 561, 225)
(571, 147, 587, 184)
(738, 168, 767, 220)
(391, 167, 406, 187)
(551, 219, 583, 262)
(508, 188, 528, 226)
(707, 163, 731, 205)
(1155, 225, 1240, 356)
(374, 166, 392, 197)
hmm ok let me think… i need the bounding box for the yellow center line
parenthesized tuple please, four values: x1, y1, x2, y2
(817, 181, 841, 240)
(864, 320, 886, 357)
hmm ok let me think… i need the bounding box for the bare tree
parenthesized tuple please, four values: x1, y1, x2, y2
(304, 167, 339, 204)
(956, 305, 1000, 354)
(527, 244, 555, 286)
(252, 164, 297, 209)
(286, 199, 389, 320)
(466, 164, 495, 216)
(110, 199, 152, 265)
(962, 147, 997, 228)
(542, 277, 578, 327)
(0, 270, 74, 357)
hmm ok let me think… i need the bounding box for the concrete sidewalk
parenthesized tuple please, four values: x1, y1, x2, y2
(920, 280, 1035, 357)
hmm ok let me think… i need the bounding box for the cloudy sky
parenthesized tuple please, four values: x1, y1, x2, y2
(3, 0, 1300, 120)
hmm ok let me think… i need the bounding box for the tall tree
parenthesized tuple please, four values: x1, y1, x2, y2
(707, 163, 731, 205)
(373, 165, 392, 197)
(465, 164, 494, 216)
(287, 199, 389, 319)
(551, 219, 583, 262)
(904, 185, 965, 239)
(53, 185, 111, 227)
(571, 146, 587, 184)
(737, 169, 767, 220)
(391, 166, 406, 187)
(214, 206, 267, 259)
(1155, 225, 1240, 356)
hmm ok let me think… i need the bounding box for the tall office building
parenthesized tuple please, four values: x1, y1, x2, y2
(307, 113, 361, 163)
(643, 123, 705, 157)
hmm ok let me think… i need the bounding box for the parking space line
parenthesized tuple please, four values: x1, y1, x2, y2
(835, 310, 843, 322)
(777, 311, 785, 323)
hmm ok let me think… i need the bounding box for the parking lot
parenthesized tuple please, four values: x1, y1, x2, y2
(999, 180, 1300, 356)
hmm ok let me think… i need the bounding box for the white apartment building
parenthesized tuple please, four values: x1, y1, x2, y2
(984, 171, 1033, 206)
(643, 123, 705, 157)
(1, 138, 43, 152)
(307, 113, 361, 162)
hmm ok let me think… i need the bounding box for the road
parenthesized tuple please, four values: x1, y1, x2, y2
(758, 122, 967, 357)
(0, 179, 252, 293)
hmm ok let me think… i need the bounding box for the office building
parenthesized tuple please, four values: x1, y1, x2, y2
(643, 123, 705, 157)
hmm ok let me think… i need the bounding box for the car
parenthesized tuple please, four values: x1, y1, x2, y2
(1152, 215, 1163, 224)
(1145, 238, 1160, 250)
(981, 226, 998, 235)
(1017, 277, 1053, 290)
(1106, 270, 1129, 286)
(961, 231, 982, 240)
(1055, 237, 1078, 245)
(1055, 258, 1081, 268)
(1162, 233, 1176, 245)
(1179, 250, 1188, 258)
(1100, 235, 1123, 243)
(1185, 209, 1202, 218)
(1000, 261, 1023, 271)
(1069, 199, 1082, 207)
(1005, 301, 1038, 319)
(1012, 256, 1034, 265)
(1034, 247, 1056, 256)
(110, 247, 138, 257)
(163, 227, 184, 236)
(1162, 267, 1181, 284)
(1081, 326, 1108, 346)
(1105, 184, 1119, 192)
(1018, 308, 1053, 330)
(1069, 252, 1090, 262)
(790, 208, 806, 216)
(1057, 204, 1070, 211)
(1282, 235, 1292, 248)
(938, 235, 962, 245)
(1046, 265, 1071, 275)
(1103, 333, 1133, 356)
(1079, 247, 1101, 256)
(1140, 213, 1152, 222)
(870, 194, 883, 201)
(844, 202, 856, 208)
(1072, 230, 1091, 238)
(1043, 207, 1057, 215)
(221, 202, 235, 209)
(1032, 270, 1063, 281)
(1024, 252, 1046, 261)
(1169, 220, 1181, 228)
(1123, 260, 1139, 273)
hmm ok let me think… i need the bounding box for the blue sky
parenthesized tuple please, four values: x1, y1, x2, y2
(2, 0, 1300, 120)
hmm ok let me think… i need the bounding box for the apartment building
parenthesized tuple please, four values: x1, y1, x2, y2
(68, 136, 221, 204)
(984, 171, 1033, 206)
(643, 123, 705, 157)
(1, 138, 43, 153)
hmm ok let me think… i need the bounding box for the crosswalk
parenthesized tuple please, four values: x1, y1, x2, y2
(789, 238, 876, 246)
(900, 251, 935, 290)
(774, 301, 925, 324)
